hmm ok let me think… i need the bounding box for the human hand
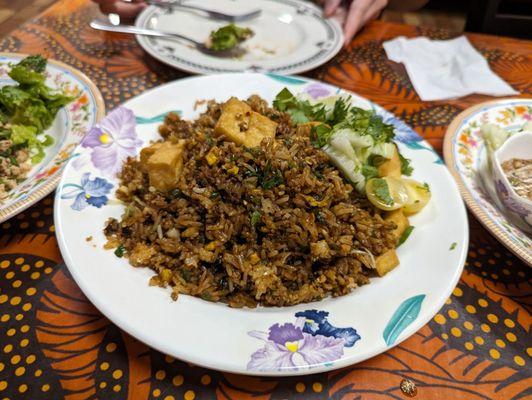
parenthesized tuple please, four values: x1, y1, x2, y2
(324, 0, 388, 46)
(92, 0, 147, 20)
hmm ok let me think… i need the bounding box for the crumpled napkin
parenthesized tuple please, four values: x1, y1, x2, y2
(383, 36, 519, 101)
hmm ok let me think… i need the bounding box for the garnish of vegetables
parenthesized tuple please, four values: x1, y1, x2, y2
(273, 88, 432, 215)
(207, 24, 253, 51)
(0, 55, 75, 164)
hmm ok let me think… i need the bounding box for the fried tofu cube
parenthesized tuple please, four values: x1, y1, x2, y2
(375, 249, 399, 276)
(214, 98, 277, 147)
(140, 140, 185, 191)
(384, 209, 409, 244)
(378, 145, 402, 178)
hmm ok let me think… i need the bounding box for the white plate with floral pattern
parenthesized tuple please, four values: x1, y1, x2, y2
(135, 0, 343, 75)
(55, 73, 468, 376)
(0, 53, 105, 223)
(444, 99, 532, 266)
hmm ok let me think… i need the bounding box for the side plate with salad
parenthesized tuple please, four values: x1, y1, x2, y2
(0, 53, 104, 223)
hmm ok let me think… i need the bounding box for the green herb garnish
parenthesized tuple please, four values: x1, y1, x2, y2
(397, 226, 414, 247)
(313, 209, 326, 224)
(373, 178, 394, 206)
(309, 124, 333, 148)
(273, 88, 395, 147)
(209, 23, 253, 51)
(114, 245, 125, 258)
(261, 168, 283, 189)
(399, 152, 413, 176)
(245, 162, 284, 190)
(449, 242, 457, 250)
(250, 210, 261, 226)
(361, 164, 379, 180)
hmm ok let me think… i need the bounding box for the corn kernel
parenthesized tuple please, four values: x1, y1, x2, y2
(227, 166, 239, 175)
(249, 253, 260, 265)
(205, 242, 216, 251)
(205, 148, 218, 165)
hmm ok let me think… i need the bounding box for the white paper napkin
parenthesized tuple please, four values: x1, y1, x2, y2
(383, 36, 519, 101)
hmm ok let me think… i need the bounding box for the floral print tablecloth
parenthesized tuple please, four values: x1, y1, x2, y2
(0, 1, 530, 398)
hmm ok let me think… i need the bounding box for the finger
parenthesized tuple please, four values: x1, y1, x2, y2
(343, 0, 370, 46)
(97, 1, 147, 19)
(324, 0, 342, 17)
(331, 5, 347, 26)
(344, 0, 386, 46)
(361, 0, 387, 23)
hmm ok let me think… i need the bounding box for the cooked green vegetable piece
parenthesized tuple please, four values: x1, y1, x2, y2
(209, 23, 253, 51)
(16, 54, 47, 73)
(397, 226, 414, 247)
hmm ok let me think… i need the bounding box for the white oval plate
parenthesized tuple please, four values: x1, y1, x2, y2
(0, 53, 105, 223)
(444, 99, 532, 265)
(55, 73, 468, 376)
(135, 0, 343, 75)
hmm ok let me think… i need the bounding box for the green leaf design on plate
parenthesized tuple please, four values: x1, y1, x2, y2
(404, 142, 443, 164)
(383, 294, 425, 346)
(135, 110, 182, 124)
(265, 73, 307, 85)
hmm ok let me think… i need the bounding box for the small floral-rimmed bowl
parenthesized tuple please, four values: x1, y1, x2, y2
(492, 131, 532, 232)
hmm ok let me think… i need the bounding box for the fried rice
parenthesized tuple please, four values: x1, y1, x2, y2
(0, 139, 32, 202)
(104, 95, 397, 307)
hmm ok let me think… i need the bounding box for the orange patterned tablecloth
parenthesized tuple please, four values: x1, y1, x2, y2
(1, 1, 531, 399)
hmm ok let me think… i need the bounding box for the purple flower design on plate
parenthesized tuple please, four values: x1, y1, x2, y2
(296, 309, 361, 347)
(61, 172, 113, 211)
(82, 107, 142, 176)
(304, 83, 333, 100)
(496, 180, 530, 218)
(247, 310, 359, 371)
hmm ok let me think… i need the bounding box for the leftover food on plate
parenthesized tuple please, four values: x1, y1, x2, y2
(104, 90, 431, 307)
(207, 23, 254, 51)
(501, 158, 531, 201)
(0, 55, 75, 201)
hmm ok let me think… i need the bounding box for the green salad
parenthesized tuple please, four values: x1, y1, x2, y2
(273, 88, 412, 193)
(0, 55, 75, 164)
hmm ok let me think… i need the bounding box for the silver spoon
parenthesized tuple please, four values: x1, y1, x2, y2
(89, 19, 245, 57)
(145, 0, 262, 22)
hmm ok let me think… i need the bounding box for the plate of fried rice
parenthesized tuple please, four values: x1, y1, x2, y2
(55, 73, 468, 376)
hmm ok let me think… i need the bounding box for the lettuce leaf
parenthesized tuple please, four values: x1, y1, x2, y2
(0, 55, 75, 166)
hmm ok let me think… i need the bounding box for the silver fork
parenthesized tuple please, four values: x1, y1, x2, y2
(145, 0, 262, 22)
(90, 19, 245, 57)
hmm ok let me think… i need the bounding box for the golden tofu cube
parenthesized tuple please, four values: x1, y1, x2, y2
(140, 140, 185, 191)
(375, 249, 399, 276)
(384, 209, 409, 244)
(378, 145, 402, 178)
(214, 98, 277, 147)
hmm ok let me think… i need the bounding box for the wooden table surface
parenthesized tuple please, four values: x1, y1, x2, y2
(0, 0, 530, 399)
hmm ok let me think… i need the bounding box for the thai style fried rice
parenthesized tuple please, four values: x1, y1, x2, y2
(104, 95, 398, 307)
